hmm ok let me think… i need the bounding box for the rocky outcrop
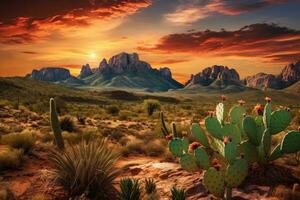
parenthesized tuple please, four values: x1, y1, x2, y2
(245, 61, 300, 89)
(185, 65, 240, 87)
(29, 67, 71, 82)
(78, 64, 93, 79)
(159, 67, 172, 80)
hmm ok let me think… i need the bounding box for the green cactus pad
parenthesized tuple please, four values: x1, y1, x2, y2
(263, 103, 271, 129)
(210, 137, 225, 156)
(280, 131, 300, 154)
(224, 141, 237, 165)
(225, 159, 248, 188)
(270, 110, 292, 135)
(195, 147, 210, 170)
(203, 167, 225, 198)
(216, 102, 224, 124)
(205, 117, 223, 140)
(243, 116, 259, 146)
(191, 123, 210, 148)
(182, 137, 189, 153)
(258, 143, 267, 164)
(229, 105, 246, 125)
(239, 141, 259, 163)
(269, 144, 283, 161)
(255, 116, 263, 127)
(168, 139, 183, 157)
(223, 123, 241, 144)
(262, 129, 271, 156)
(180, 153, 199, 172)
(171, 122, 178, 138)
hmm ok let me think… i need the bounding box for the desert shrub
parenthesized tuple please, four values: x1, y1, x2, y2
(76, 115, 86, 125)
(60, 116, 76, 132)
(110, 130, 125, 141)
(63, 130, 102, 145)
(119, 111, 132, 121)
(143, 99, 160, 116)
(1, 131, 36, 152)
(145, 178, 156, 194)
(121, 140, 145, 156)
(106, 105, 120, 115)
(171, 186, 186, 200)
(0, 147, 24, 171)
(119, 178, 141, 200)
(49, 139, 119, 199)
(161, 151, 176, 162)
(145, 140, 165, 156)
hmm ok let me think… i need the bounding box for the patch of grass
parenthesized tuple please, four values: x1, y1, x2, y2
(1, 131, 36, 152)
(60, 116, 76, 132)
(144, 178, 157, 194)
(106, 105, 120, 115)
(119, 178, 141, 200)
(62, 129, 102, 145)
(0, 147, 24, 171)
(121, 140, 145, 156)
(49, 139, 119, 199)
(144, 140, 165, 157)
(143, 99, 160, 116)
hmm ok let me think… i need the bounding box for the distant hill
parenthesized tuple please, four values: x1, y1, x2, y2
(27, 52, 183, 92)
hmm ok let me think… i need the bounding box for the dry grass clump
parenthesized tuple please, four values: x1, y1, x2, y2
(1, 130, 36, 152)
(60, 116, 76, 132)
(0, 147, 24, 171)
(121, 139, 165, 157)
(272, 185, 300, 200)
(49, 139, 119, 199)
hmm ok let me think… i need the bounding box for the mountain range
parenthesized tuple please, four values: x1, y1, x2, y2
(27, 52, 300, 92)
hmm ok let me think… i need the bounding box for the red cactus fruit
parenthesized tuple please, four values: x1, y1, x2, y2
(254, 104, 264, 116)
(265, 96, 271, 103)
(223, 136, 232, 145)
(238, 99, 246, 105)
(165, 134, 173, 140)
(221, 95, 227, 102)
(189, 142, 201, 151)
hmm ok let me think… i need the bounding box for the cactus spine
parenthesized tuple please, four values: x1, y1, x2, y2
(50, 98, 64, 150)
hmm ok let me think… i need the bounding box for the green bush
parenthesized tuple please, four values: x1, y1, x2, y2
(1, 131, 36, 152)
(49, 139, 119, 199)
(60, 116, 76, 132)
(106, 105, 120, 115)
(171, 186, 186, 200)
(0, 147, 24, 171)
(143, 99, 160, 116)
(119, 178, 141, 200)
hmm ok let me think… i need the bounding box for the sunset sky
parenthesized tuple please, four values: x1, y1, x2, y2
(0, 0, 300, 83)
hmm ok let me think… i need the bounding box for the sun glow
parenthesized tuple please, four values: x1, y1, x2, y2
(89, 53, 97, 59)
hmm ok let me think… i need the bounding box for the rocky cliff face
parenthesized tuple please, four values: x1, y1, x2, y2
(185, 65, 240, 87)
(29, 67, 71, 82)
(245, 61, 300, 89)
(78, 64, 93, 79)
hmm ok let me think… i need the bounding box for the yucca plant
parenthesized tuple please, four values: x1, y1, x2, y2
(171, 186, 186, 200)
(145, 178, 156, 194)
(49, 139, 119, 199)
(119, 178, 141, 200)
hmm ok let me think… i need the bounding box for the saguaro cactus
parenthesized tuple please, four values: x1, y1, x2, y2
(50, 98, 64, 150)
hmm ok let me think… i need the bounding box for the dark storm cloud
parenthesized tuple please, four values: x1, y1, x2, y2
(138, 23, 300, 63)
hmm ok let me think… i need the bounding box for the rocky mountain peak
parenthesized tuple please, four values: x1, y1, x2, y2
(29, 67, 71, 82)
(185, 65, 240, 87)
(159, 67, 172, 79)
(78, 64, 93, 79)
(280, 61, 300, 85)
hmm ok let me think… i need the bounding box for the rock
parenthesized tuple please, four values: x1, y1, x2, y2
(78, 64, 93, 79)
(245, 73, 281, 89)
(245, 61, 300, 89)
(29, 67, 71, 82)
(185, 65, 240, 87)
(159, 67, 172, 79)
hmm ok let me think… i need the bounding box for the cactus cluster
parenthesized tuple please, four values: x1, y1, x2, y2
(50, 98, 64, 150)
(160, 96, 300, 199)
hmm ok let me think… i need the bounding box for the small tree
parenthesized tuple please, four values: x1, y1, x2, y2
(144, 99, 160, 116)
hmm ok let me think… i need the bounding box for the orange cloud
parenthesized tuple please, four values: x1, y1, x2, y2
(0, 0, 152, 44)
(138, 23, 300, 63)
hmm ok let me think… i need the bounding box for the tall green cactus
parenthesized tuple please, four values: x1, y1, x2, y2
(50, 98, 64, 150)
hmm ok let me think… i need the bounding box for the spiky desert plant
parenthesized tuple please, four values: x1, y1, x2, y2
(241, 97, 300, 165)
(145, 178, 157, 194)
(49, 139, 119, 199)
(119, 178, 141, 200)
(144, 99, 160, 116)
(171, 186, 186, 200)
(50, 98, 64, 150)
(60, 116, 76, 132)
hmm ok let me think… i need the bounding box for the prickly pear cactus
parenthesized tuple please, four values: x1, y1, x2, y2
(229, 105, 246, 125)
(280, 131, 300, 153)
(205, 117, 223, 140)
(269, 144, 282, 161)
(168, 139, 183, 157)
(243, 116, 259, 146)
(216, 102, 224, 124)
(225, 159, 248, 188)
(191, 123, 210, 148)
(262, 129, 271, 156)
(263, 102, 271, 129)
(269, 110, 292, 135)
(203, 167, 225, 198)
(180, 153, 199, 172)
(50, 98, 64, 150)
(239, 141, 259, 163)
(194, 147, 210, 170)
(224, 141, 237, 165)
